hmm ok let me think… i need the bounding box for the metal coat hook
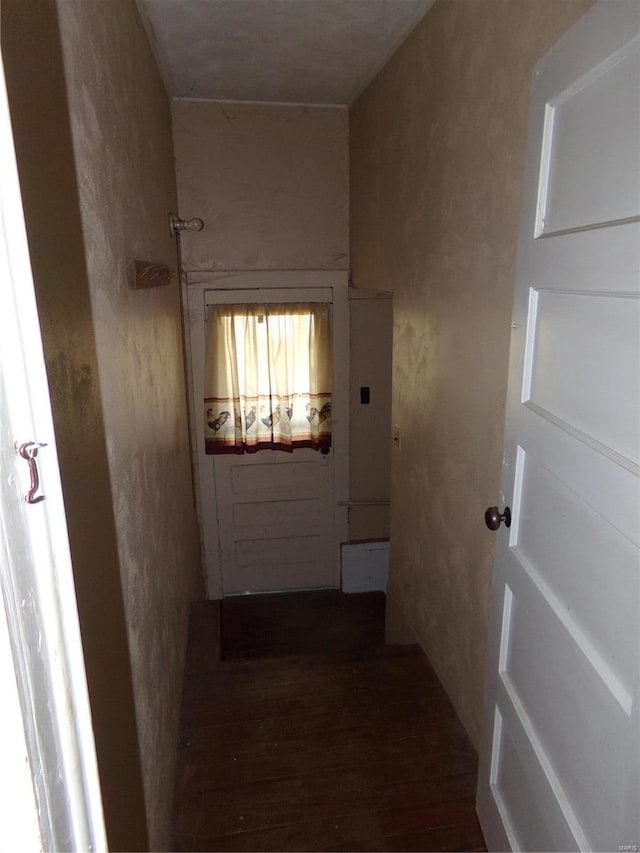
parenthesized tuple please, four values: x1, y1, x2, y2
(16, 441, 47, 504)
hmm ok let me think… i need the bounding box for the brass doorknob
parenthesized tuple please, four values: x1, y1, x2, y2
(484, 506, 511, 531)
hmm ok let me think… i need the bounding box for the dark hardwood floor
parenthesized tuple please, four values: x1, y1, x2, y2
(221, 588, 387, 661)
(173, 591, 486, 852)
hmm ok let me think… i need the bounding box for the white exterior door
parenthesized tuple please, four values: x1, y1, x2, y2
(214, 446, 335, 594)
(188, 273, 349, 597)
(210, 288, 336, 595)
(0, 53, 106, 852)
(477, 3, 640, 852)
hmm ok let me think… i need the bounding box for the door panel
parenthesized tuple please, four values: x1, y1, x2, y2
(539, 35, 639, 235)
(515, 451, 637, 694)
(213, 448, 334, 593)
(526, 290, 639, 464)
(491, 716, 561, 852)
(477, 4, 640, 851)
(490, 696, 582, 853)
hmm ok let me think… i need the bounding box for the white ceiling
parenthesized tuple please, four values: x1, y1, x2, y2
(136, 0, 434, 106)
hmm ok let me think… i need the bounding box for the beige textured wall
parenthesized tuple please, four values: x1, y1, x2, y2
(350, 0, 593, 747)
(3, 1, 202, 849)
(349, 295, 393, 540)
(55, 3, 203, 847)
(172, 101, 349, 272)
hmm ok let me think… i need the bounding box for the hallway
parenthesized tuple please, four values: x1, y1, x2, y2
(173, 592, 486, 851)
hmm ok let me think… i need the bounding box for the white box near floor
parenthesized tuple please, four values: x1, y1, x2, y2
(341, 540, 389, 593)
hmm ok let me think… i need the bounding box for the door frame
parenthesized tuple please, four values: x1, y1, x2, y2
(186, 271, 350, 598)
(0, 47, 106, 850)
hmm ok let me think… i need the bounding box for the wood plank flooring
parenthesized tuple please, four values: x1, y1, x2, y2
(173, 591, 486, 852)
(221, 589, 387, 660)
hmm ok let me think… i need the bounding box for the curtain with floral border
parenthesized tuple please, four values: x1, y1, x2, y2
(204, 302, 332, 454)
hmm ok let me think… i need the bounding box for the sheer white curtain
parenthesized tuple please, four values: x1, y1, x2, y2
(204, 302, 332, 454)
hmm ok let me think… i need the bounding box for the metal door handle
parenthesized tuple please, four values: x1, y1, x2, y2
(484, 505, 511, 531)
(16, 441, 47, 504)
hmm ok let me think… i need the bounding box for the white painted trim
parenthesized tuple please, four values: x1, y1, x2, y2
(186, 271, 350, 597)
(187, 286, 220, 597)
(331, 283, 350, 585)
(205, 287, 332, 307)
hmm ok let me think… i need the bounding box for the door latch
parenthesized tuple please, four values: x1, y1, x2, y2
(16, 441, 47, 504)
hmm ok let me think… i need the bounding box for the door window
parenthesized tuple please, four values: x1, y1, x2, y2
(204, 302, 332, 454)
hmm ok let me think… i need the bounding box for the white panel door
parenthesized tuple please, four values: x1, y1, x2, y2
(477, 4, 640, 852)
(188, 277, 349, 597)
(210, 288, 337, 594)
